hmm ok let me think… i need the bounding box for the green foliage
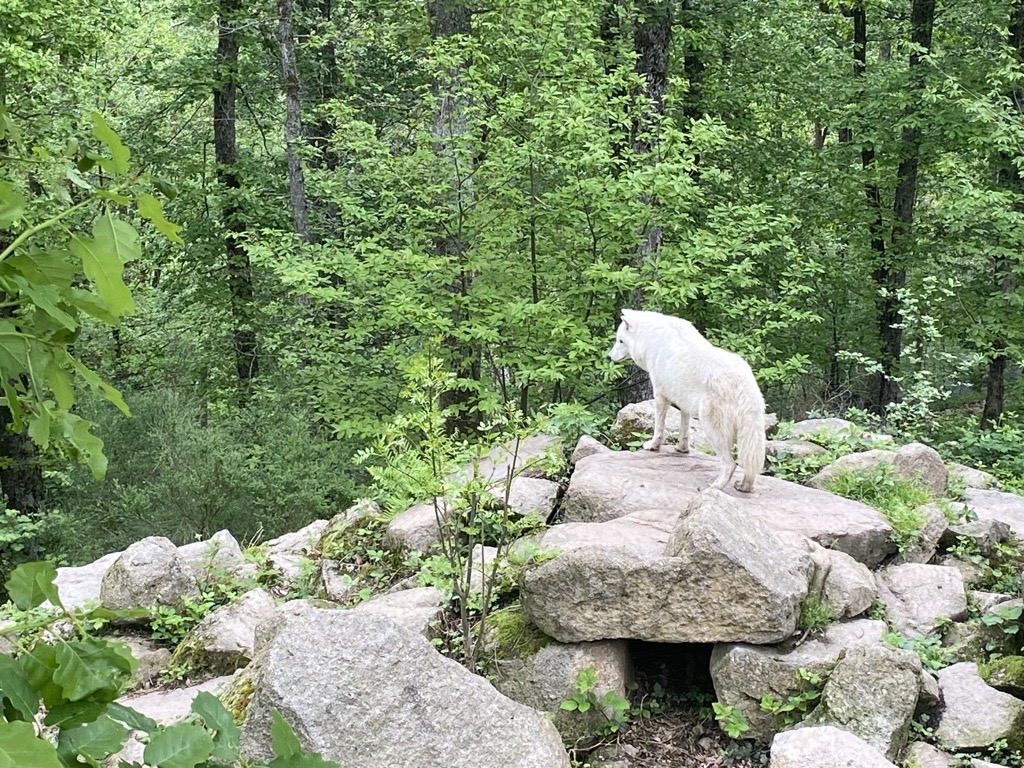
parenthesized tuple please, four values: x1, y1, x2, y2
(149, 578, 248, 647)
(0, 509, 61, 602)
(0, 562, 337, 768)
(947, 536, 1024, 596)
(980, 604, 1024, 657)
(883, 631, 955, 672)
(49, 388, 358, 565)
(768, 424, 894, 484)
(558, 666, 633, 740)
(822, 465, 932, 551)
(917, 413, 1024, 494)
(481, 603, 553, 661)
(758, 668, 824, 728)
(711, 702, 750, 740)
(798, 595, 836, 633)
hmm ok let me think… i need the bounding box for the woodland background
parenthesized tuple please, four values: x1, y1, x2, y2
(2, 0, 1024, 577)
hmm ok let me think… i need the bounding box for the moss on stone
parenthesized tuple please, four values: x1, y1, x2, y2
(486, 603, 553, 662)
(222, 673, 256, 726)
(982, 655, 1024, 697)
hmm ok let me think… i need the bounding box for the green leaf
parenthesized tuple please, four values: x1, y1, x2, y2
(268, 712, 339, 768)
(0, 181, 25, 230)
(58, 411, 109, 480)
(11, 276, 78, 331)
(69, 214, 138, 319)
(153, 178, 177, 200)
(19, 643, 63, 709)
(6, 561, 61, 610)
(0, 720, 62, 768)
(53, 638, 134, 702)
(0, 655, 39, 721)
(90, 113, 130, 175)
(191, 691, 239, 759)
(44, 700, 107, 729)
(57, 715, 128, 765)
(142, 722, 215, 768)
(136, 194, 182, 243)
(103, 702, 158, 734)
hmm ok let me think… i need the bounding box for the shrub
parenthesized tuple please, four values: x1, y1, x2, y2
(823, 465, 932, 551)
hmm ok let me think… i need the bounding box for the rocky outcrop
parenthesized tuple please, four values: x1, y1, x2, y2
(950, 463, 999, 491)
(173, 589, 277, 675)
(561, 450, 895, 566)
(351, 586, 444, 638)
(801, 644, 921, 759)
(523, 489, 813, 644)
(100, 537, 201, 618)
(710, 619, 888, 740)
(811, 442, 948, 496)
(875, 563, 967, 636)
(769, 726, 898, 768)
(962, 488, 1024, 542)
(263, 519, 329, 586)
(239, 607, 570, 768)
(897, 504, 949, 565)
(177, 529, 250, 580)
(571, 435, 610, 464)
(933, 662, 1024, 751)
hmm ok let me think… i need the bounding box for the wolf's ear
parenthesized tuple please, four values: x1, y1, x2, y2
(620, 309, 634, 331)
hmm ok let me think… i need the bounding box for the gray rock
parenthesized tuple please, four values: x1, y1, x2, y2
(933, 662, 1024, 751)
(770, 725, 897, 767)
(54, 551, 121, 610)
(765, 440, 828, 459)
(466, 544, 502, 594)
(334, 498, 382, 523)
(118, 674, 236, 726)
(384, 502, 443, 553)
(177, 530, 249, 580)
(318, 560, 359, 603)
(500, 476, 560, 518)
(902, 742, 955, 768)
(492, 640, 630, 745)
(100, 537, 201, 618)
(897, 504, 949, 565)
(785, 418, 860, 440)
(174, 589, 277, 675)
(917, 669, 941, 716)
(239, 607, 570, 768)
(610, 400, 692, 445)
(561, 450, 895, 567)
(571, 435, 610, 464)
(710, 619, 888, 740)
(523, 489, 813, 644)
(351, 586, 444, 639)
(936, 556, 987, 587)
(875, 564, 967, 636)
(533, 508, 675, 558)
(893, 443, 949, 496)
(822, 548, 877, 620)
(963, 489, 1024, 542)
(950, 463, 999, 490)
(118, 635, 172, 688)
(801, 644, 922, 759)
(264, 519, 329, 585)
(252, 599, 339, 656)
(968, 590, 1015, 613)
(941, 519, 1014, 557)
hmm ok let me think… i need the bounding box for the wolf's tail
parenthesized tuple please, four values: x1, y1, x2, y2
(735, 381, 767, 486)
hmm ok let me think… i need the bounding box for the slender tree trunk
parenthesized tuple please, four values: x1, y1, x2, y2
(622, 0, 672, 406)
(278, 0, 311, 242)
(680, 0, 704, 124)
(981, 0, 1024, 429)
(215, 0, 258, 384)
(873, 0, 935, 414)
(427, 0, 479, 433)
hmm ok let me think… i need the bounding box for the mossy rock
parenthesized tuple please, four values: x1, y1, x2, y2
(484, 604, 554, 663)
(981, 655, 1024, 698)
(221, 672, 257, 726)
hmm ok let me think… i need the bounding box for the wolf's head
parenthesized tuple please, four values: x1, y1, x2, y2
(608, 310, 637, 363)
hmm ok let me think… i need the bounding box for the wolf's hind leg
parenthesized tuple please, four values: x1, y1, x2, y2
(644, 392, 669, 451)
(701, 402, 736, 490)
(675, 409, 690, 453)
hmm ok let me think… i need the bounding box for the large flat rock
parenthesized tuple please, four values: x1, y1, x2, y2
(964, 489, 1024, 542)
(562, 450, 895, 566)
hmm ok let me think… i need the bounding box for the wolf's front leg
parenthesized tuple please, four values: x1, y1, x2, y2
(675, 409, 691, 454)
(643, 392, 669, 451)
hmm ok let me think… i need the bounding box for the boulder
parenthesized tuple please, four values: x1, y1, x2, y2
(118, 674, 236, 726)
(384, 502, 442, 553)
(821, 548, 877, 620)
(892, 443, 949, 496)
(609, 400, 693, 446)
(902, 742, 1003, 768)
(239, 607, 570, 768)
(351, 586, 444, 639)
(941, 518, 1014, 558)
(710, 619, 888, 740)
(263, 519, 329, 585)
(561, 450, 895, 567)
(492, 640, 631, 745)
(119, 635, 172, 688)
(177, 530, 250, 580)
(173, 589, 277, 676)
(523, 489, 813, 644)
(897, 504, 949, 565)
(318, 560, 359, 604)
(785, 418, 859, 440)
(933, 662, 1024, 751)
(765, 440, 827, 459)
(917, 669, 941, 716)
(100, 537, 201, 618)
(531, 508, 676, 558)
(499, 476, 560, 518)
(801, 644, 922, 759)
(983, 655, 1024, 698)
(571, 435, 610, 464)
(875, 564, 967, 637)
(962, 489, 1024, 542)
(769, 726, 897, 767)
(54, 551, 121, 610)
(950, 463, 999, 491)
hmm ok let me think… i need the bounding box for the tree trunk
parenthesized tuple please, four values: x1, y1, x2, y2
(427, 0, 479, 433)
(622, 0, 672, 407)
(981, 0, 1024, 429)
(278, 0, 311, 242)
(873, 0, 935, 415)
(215, 0, 258, 384)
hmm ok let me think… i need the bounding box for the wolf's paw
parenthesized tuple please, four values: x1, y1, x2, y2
(674, 443, 689, 454)
(643, 439, 662, 451)
(734, 480, 754, 493)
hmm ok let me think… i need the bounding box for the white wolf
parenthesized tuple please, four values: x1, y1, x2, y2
(608, 309, 767, 492)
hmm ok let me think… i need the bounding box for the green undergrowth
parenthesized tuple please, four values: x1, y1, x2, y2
(823, 464, 933, 551)
(768, 424, 895, 485)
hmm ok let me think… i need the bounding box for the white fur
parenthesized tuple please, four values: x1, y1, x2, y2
(608, 309, 767, 492)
